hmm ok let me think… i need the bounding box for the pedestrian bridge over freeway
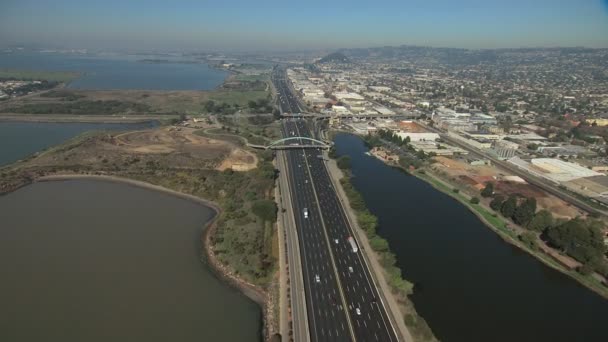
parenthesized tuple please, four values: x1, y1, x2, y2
(247, 137, 332, 150)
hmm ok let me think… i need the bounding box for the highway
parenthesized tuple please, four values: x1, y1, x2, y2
(274, 67, 400, 342)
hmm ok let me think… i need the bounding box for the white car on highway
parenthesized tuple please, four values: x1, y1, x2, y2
(303, 208, 309, 219)
(355, 308, 361, 315)
(315, 274, 320, 283)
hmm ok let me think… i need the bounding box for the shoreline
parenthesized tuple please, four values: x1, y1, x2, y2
(24, 174, 271, 340)
(0, 114, 165, 124)
(361, 144, 608, 300)
(412, 169, 608, 300)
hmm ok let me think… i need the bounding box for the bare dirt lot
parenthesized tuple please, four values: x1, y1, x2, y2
(26, 126, 257, 172)
(431, 156, 584, 219)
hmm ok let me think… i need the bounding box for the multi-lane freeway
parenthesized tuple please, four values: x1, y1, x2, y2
(273, 67, 401, 342)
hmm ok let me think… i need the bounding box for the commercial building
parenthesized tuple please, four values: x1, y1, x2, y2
(410, 141, 468, 156)
(537, 145, 594, 158)
(447, 131, 492, 149)
(508, 157, 602, 183)
(395, 132, 440, 142)
(491, 139, 519, 159)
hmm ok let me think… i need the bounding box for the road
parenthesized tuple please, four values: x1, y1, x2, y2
(274, 67, 401, 342)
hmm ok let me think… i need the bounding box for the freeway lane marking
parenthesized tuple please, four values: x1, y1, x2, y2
(294, 121, 358, 342)
(298, 120, 400, 342)
(281, 146, 319, 342)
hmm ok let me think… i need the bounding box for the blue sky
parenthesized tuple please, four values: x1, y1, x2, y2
(1, 0, 607, 51)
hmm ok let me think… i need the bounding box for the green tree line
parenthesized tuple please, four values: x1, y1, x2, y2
(484, 183, 608, 278)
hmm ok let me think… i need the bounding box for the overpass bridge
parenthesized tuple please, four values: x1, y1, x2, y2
(247, 136, 332, 150)
(282, 112, 404, 120)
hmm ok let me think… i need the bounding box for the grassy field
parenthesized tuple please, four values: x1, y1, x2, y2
(207, 90, 269, 107)
(0, 87, 270, 116)
(0, 69, 80, 82)
(233, 74, 269, 82)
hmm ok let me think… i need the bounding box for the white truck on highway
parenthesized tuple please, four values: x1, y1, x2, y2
(347, 236, 358, 253)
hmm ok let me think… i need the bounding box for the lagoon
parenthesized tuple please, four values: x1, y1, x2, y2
(0, 52, 228, 90)
(0, 179, 261, 341)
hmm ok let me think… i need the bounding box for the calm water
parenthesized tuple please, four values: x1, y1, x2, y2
(334, 133, 608, 342)
(0, 121, 156, 166)
(0, 180, 261, 341)
(0, 52, 228, 90)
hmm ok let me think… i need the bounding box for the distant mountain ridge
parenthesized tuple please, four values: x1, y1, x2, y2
(317, 52, 351, 64)
(335, 45, 608, 66)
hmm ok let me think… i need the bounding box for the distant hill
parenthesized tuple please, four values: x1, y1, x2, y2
(317, 52, 351, 64)
(337, 45, 608, 66)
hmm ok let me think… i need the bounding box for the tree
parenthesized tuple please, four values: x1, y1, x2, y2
(337, 156, 352, 170)
(470, 197, 480, 204)
(527, 210, 553, 232)
(357, 211, 378, 236)
(481, 182, 494, 198)
(369, 236, 390, 252)
(545, 218, 607, 264)
(490, 194, 505, 211)
(577, 263, 594, 276)
(203, 100, 216, 112)
(248, 100, 258, 109)
(501, 196, 517, 218)
(519, 231, 538, 250)
(251, 200, 278, 222)
(513, 197, 537, 225)
(500, 115, 513, 132)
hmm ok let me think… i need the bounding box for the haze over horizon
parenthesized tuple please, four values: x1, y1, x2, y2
(1, 0, 608, 52)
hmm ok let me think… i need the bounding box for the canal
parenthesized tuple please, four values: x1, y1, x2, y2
(333, 133, 608, 342)
(0, 180, 261, 341)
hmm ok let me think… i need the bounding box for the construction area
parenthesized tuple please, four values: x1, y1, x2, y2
(430, 156, 584, 219)
(23, 126, 257, 173)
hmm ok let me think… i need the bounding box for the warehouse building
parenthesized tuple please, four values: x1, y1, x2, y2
(395, 132, 440, 142)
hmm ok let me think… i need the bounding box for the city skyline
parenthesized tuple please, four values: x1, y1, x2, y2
(1, 0, 608, 52)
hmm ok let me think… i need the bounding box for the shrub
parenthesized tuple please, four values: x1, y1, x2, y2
(337, 156, 352, 170)
(251, 199, 277, 222)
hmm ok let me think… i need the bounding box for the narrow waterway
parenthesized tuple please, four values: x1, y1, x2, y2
(0, 180, 261, 342)
(333, 133, 608, 342)
(0, 121, 156, 166)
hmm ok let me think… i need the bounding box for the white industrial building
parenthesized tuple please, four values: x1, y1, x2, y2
(530, 158, 601, 182)
(447, 131, 492, 149)
(508, 157, 602, 183)
(395, 132, 440, 142)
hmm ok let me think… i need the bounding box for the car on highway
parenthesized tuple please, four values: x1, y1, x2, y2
(303, 208, 308, 219)
(348, 266, 354, 273)
(315, 274, 320, 283)
(355, 308, 361, 315)
(334, 238, 339, 244)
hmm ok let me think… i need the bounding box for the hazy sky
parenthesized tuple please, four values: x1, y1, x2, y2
(1, 0, 607, 51)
